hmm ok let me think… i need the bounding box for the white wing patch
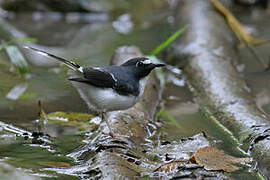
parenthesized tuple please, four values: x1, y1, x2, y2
(78, 67, 84, 73)
(110, 73, 117, 83)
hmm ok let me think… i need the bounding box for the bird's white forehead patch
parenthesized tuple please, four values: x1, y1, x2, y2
(142, 59, 151, 64)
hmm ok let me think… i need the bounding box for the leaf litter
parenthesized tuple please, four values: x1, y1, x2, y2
(193, 146, 251, 172)
(39, 161, 70, 168)
(38, 100, 97, 131)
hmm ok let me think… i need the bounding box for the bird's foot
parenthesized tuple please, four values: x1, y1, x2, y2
(102, 130, 115, 138)
(109, 131, 115, 138)
(102, 131, 130, 140)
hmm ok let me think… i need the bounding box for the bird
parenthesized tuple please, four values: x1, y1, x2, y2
(24, 46, 166, 137)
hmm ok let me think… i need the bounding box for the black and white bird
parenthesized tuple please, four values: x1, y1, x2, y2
(24, 46, 165, 137)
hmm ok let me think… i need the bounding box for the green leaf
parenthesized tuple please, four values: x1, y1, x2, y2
(48, 111, 95, 122)
(16, 37, 37, 44)
(5, 45, 29, 74)
(151, 25, 188, 56)
(0, 37, 37, 51)
(157, 109, 184, 131)
(48, 111, 97, 131)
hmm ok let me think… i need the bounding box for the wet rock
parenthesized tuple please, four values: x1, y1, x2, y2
(0, 163, 40, 180)
(149, 134, 210, 161)
(0, 134, 17, 145)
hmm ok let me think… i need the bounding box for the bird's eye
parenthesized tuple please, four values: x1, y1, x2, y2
(136, 62, 143, 67)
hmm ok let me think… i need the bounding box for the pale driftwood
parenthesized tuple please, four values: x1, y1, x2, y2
(169, 0, 270, 178)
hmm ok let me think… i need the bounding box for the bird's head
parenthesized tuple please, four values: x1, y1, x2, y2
(121, 57, 166, 79)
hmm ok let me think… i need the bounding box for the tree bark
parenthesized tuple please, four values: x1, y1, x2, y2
(169, 0, 270, 178)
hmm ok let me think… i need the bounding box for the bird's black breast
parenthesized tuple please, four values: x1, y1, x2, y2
(114, 79, 139, 96)
(104, 66, 140, 96)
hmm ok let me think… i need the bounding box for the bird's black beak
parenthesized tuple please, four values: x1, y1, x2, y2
(154, 63, 166, 67)
(145, 63, 166, 71)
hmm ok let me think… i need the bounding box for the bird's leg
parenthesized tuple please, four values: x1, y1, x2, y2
(102, 112, 114, 137)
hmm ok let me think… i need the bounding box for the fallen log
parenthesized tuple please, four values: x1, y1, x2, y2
(169, 0, 270, 178)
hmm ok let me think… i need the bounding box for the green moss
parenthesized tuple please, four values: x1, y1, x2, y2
(48, 111, 94, 122)
(18, 92, 36, 100)
(48, 111, 98, 131)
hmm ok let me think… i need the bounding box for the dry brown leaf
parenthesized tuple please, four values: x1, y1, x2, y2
(194, 146, 251, 172)
(154, 161, 188, 173)
(210, 0, 270, 46)
(39, 161, 71, 168)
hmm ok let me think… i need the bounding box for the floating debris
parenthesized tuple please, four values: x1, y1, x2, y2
(6, 83, 28, 100)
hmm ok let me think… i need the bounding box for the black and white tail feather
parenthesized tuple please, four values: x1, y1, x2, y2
(23, 46, 119, 89)
(23, 46, 83, 73)
(24, 46, 118, 88)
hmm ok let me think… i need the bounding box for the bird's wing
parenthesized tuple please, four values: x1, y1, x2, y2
(69, 67, 116, 88)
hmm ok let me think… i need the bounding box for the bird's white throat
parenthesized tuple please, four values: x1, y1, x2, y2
(138, 77, 148, 98)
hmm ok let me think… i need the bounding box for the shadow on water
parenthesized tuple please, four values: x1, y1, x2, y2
(0, 1, 269, 179)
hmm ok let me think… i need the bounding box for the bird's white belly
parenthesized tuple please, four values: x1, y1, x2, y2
(87, 86, 138, 111)
(70, 77, 148, 112)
